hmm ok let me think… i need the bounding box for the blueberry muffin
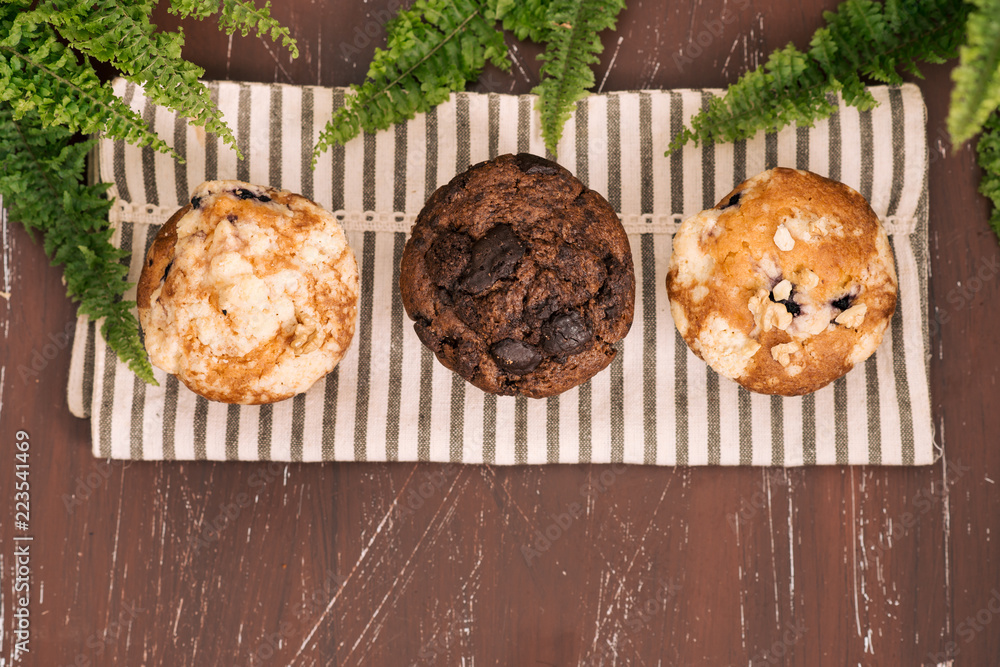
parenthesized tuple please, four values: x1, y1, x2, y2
(666, 168, 897, 396)
(137, 180, 359, 404)
(400, 153, 635, 398)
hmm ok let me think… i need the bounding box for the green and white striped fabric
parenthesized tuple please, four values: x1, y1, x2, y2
(67, 78, 935, 465)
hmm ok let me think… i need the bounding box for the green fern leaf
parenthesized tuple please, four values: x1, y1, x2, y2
(313, 0, 510, 164)
(949, 0, 1000, 146)
(486, 0, 553, 42)
(167, 0, 218, 20)
(33, 0, 240, 158)
(217, 0, 299, 58)
(532, 0, 625, 157)
(976, 109, 1000, 239)
(671, 0, 970, 153)
(0, 4, 172, 155)
(0, 104, 155, 384)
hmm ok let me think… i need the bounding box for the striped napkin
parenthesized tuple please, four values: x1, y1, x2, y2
(67, 78, 935, 465)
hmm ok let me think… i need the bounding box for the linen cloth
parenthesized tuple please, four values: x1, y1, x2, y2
(67, 78, 935, 465)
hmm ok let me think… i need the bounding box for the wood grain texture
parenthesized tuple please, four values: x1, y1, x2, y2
(1, 0, 998, 665)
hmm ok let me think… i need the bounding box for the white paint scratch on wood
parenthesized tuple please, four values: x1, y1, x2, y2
(2, 199, 11, 339)
(764, 471, 780, 626)
(259, 39, 294, 83)
(585, 473, 676, 652)
(343, 472, 474, 665)
(721, 38, 740, 78)
(857, 475, 870, 606)
(172, 598, 184, 636)
(505, 44, 533, 86)
(290, 465, 426, 661)
(849, 468, 863, 638)
(104, 474, 126, 634)
(0, 553, 6, 667)
(787, 481, 796, 618)
(684, 0, 700, 44)
(940, 449, 953, 635)
(598, 36, 625, 93)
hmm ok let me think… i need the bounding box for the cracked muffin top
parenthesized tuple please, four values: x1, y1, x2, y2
(666, 168, 897, 396)
(399, 153, 635, 398)
(137, 180, 359, 404)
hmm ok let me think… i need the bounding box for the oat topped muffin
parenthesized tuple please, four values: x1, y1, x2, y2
(666, 168, 897, 396)
(137, 180, 359, 404)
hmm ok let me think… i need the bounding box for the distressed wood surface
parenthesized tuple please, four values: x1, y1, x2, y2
(2, 0, 999, 665)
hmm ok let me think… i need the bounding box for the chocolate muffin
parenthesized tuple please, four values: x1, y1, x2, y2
(400, 153, 635, 398)
(137, 180, 359, 404)
(666, 168, 897, 396)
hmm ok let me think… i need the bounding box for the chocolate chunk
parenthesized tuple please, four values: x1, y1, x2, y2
(190, 195, 202, 209)
(257, 194, 271, 203)
(458, 225, 525, 294)
(769, 289, 801, 317)
(513, 153, 561, 175)
(426, 232, 472, 286)
(541, 311, 592, 355)
(832, 294, 853, 311)
(221, 309, 228, 316)
(491, 339, 542, 375)
(721, 191, 742, 209)
(227, 214, 237, 223)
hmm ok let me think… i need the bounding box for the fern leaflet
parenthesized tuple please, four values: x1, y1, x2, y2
(313, 0, 509, 163)
(0, 104, 155, 384)
(35, 0, 239, 157)
(949, 0, 1000, 146)
(532, 0, 625, 156)
(977, 110, 1000, 238)
(217, 0, 299, 58)
(670, 0, 970, 153)
(0, 4, 172, 155)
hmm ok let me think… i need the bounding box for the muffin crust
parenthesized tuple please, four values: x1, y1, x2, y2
(667, 168, 897, 396)
(138, 180, 359, 404)
(400, 154, 635, 398)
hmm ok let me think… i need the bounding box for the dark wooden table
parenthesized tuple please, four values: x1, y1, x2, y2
(3, 1, 999, 665)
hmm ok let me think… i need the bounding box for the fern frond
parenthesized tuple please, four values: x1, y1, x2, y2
(0, 104, 155, 384)
(217, 0, 299, 58)
(32, 0, 239, 157)
(0, 5, 171, 155)
(532, 0, 625, 156)
(976, 109, 1000, 239)
(671, 0, 971, 153)
(486, 0, 553, 42)
(313, 0, 509, 163)
(948, 0, 1000, 146)
(167, 0, 299, 59)
(167, 0, 218, 20)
